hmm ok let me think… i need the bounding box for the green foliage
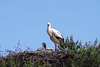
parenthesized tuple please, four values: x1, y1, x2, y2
(0, 36, 99, 67)
(0, 57, 6, 67)
(8, 55, 15, 67)
(27, 60, 33, 67)
(23, 60, 33, 67)
(34, 57, 41, 67)
(58, 35, 100, 67)
(45, 61, 51, 67)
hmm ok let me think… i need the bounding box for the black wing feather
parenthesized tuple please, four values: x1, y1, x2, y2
(55, 36, 64, 42)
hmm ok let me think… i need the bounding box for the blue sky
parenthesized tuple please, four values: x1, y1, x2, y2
(0, 0, 100, 51)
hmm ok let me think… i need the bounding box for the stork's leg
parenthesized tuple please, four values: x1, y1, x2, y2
(55, 43, 57, 51)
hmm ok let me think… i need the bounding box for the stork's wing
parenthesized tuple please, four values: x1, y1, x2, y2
(52, 28, 64, 40)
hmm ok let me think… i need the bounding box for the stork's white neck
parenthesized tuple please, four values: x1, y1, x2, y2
(47, 26, 51, 36)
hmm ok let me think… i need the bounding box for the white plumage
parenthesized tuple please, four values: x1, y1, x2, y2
(42, 42, 54, 52)
(37, 42, 46, 51)
(47, 22, 64, 51)
(37, 42, 54, 52)
(45, 48, 54, 52)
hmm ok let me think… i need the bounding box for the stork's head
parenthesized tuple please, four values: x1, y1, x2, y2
(42, 42, 46, 49)
(47, 22, 51, 27)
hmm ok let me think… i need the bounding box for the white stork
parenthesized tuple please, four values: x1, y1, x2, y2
(37, 42, 46, 51)
(42, 42, 54, 52)
(47, 22, 64, 51)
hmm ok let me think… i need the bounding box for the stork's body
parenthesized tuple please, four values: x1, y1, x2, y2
(47, 22, 64, 51)
(37, 42, 46, 51)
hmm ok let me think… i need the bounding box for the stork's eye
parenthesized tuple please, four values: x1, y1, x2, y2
(48, 24, 49, 26)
